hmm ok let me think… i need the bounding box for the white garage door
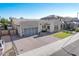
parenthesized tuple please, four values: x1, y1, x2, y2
(24, 27, 38, 36)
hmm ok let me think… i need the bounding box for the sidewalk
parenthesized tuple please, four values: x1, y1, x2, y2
(19, 33, 79, 56)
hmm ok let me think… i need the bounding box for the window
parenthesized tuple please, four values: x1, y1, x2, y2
(42, 24, 46, 28)
(78, 24, 79, 27)
(2, 41, 3, 44)
(47, 26, 50, 29)
(61, 24, 63, 29)
(54, 25, 58, 31)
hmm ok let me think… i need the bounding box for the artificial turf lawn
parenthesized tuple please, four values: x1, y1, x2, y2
(50, 32, 71, 39)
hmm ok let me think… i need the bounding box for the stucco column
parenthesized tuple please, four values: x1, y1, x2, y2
(17, 26, 23, 37)
(38, 22, 42, 33)
(50, 24, 54, 32)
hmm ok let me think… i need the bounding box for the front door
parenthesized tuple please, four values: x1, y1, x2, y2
(42, 23, 50, 32)
(54, 25, 58, 32)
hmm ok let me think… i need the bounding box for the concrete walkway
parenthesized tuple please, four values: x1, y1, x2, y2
(19, 33, 79, 56)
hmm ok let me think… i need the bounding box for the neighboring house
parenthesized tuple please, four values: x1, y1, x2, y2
(0, 23, 4, 30)
(61, 17, 78, 30)
(7, 24, 13, 30)
(69, 19, 79, 30)
(0, 24, 13, 30)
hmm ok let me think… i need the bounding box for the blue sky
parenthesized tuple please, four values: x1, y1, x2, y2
(0, 3, 79, 19)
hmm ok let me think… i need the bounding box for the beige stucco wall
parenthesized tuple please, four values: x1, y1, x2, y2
(20, 20, 39, 36)
(38, 19, 61, 33)
(38, 20, 54, 33)
(16, 26, 22, 37)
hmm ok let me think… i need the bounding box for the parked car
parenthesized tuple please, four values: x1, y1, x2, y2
(0, 39, 5, 55)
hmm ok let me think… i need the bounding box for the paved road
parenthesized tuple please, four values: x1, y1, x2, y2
(51, 38, 79, 56)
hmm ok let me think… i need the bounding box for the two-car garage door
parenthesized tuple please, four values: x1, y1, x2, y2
(23, 27, 38, 36)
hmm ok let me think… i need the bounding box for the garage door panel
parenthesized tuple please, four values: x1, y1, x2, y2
(24, 27, 38, 36)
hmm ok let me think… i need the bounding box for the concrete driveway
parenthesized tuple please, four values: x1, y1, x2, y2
(12, 35, 61, 55)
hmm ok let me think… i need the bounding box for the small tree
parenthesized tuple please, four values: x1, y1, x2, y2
(0, 18, 9, 30)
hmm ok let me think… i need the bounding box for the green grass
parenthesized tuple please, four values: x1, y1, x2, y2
(50, 32, 71, 39)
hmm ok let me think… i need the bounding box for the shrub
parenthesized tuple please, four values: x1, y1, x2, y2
(63, 30, 72, 34)
(75, 28, 79, 32)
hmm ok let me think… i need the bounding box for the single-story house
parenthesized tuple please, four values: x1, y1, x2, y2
(12, 17, 62, 37)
